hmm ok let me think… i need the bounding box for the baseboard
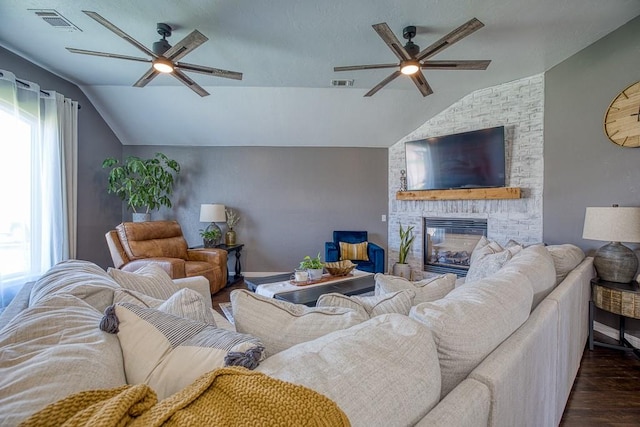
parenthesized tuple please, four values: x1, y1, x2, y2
(593, 321, 640, 348)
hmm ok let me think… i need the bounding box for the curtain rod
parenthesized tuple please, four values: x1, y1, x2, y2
(0, 72, 81, 110)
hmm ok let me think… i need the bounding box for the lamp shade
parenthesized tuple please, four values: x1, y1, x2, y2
(582, 207, 640, 243)
(200, 204, 226, 223)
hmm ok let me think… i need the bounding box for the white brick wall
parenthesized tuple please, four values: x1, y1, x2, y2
(388, 74, 544, 274)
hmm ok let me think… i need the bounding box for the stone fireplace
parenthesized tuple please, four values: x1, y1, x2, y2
(424, 217, 487, 276)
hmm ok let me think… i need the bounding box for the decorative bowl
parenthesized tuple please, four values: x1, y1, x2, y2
(324, 260, 356, 276)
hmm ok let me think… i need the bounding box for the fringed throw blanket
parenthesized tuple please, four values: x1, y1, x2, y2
(20, 367, 350, 427)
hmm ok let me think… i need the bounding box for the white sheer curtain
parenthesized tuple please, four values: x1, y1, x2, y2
(0, 69, 78, 307)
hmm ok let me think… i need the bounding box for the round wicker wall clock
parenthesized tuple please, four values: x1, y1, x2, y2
(604, 81, 640, 147)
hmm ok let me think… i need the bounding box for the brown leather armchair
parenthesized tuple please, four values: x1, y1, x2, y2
(105, 220, 228, 295)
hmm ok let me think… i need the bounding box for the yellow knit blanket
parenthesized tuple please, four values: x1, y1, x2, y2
(20, 367, 350, 427)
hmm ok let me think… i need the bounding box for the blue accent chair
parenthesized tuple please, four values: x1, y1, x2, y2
(325, 231, 385, 273)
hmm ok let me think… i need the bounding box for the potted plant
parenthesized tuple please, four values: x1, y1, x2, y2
(393, 224, 416, 278)
(199, 228, 222, 248)
(299, 252, 324, 281)
(102, 152, 181, 222)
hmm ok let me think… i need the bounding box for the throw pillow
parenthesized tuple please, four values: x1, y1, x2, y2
(545, 244, 586, 285)
(469, 236, 503, 266)
(466, 241, 523, 284)
(230, 289, 369, 357)
(100, 302, 264, 400)
(316, 289, 415, 317)
(113, 288, 216, 325)
(108, 263, 177, 300)
(374, 273, 456, 304)
(339, 241, 369, 261)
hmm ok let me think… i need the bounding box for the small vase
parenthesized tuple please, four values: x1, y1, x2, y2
(307, 268, 324, 281)
(393, 263, 412, 279)
(225, 228, 237, 246)
(132, 212, 150, 222)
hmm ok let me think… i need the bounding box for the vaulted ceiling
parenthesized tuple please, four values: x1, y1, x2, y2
(1, 0, 638, 147)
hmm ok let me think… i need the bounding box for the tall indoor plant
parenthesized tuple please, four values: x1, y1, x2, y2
(393, 223, 416, 278)
(102, 152, 181, 222)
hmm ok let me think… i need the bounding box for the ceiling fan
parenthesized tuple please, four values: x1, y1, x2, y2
(66, 10, 242, 97)
(334, 18, 490, 97)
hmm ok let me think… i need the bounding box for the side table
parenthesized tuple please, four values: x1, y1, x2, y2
(215, 243, 244, 286)
(589, 278, 640, 358)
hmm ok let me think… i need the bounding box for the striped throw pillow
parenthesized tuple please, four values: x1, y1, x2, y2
(317, 290, 416, 317)
(108, 264, 177, 300)
(339, 241, 369, 261)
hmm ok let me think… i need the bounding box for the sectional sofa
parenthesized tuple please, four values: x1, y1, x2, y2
(0, 242, 593, 426)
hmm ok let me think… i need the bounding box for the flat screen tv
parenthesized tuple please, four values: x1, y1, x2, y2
(404, 126, 506, 191)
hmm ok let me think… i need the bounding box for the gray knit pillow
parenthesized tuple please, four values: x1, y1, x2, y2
(317, 290, 415, 317)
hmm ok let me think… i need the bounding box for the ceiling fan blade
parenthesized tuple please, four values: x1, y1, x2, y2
(334, 63, 399, 72)
(82, 10, 156, 58)
(176, 62, 243, 80)
(410, 70, 433, 97)
(66, 47, 151, 64)
(171, 68, 210, 97)
(372, 23, 412, 61)
(416, 18, 485, 61)
(421, 60, 491, 70)
(164, 30, 208, 62)
(364, 70, 402, 97)
(133, 68, 159, 87)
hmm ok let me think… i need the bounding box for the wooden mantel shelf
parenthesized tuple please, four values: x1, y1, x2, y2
(396, 187, 521, 201)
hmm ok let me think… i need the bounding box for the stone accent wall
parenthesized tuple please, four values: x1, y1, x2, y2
(388, 74, 544, 275)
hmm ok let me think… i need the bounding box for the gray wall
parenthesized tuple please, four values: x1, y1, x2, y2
(123, 146, 388, 273)
(544, 16, 640, 337)
(0, 46, 122, 268)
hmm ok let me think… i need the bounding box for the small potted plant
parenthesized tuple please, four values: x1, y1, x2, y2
(199, 228, 222, 248)
(102, 152, 181, 222)
(299, 252, 324, 281)
(393, 224, 416, 278)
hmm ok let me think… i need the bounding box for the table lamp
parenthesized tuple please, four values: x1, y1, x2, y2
(582, 205, 640, 283)
(199, 203, 226, 246)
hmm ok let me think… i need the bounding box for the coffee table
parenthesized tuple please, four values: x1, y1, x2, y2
(245, 271, 375, 306)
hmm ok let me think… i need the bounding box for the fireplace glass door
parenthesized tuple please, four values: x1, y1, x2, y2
(424, 218, 487, 276)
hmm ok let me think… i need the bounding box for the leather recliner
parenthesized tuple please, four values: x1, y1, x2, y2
(105, 220, 228, 295)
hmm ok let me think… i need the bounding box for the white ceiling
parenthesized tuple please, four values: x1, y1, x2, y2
(1, 0, 639, 147)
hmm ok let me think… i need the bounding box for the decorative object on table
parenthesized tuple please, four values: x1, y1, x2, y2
(604, 81, 640, 147)
(393, 223, 416, 278)
(325, 231, 385, 273)
(291, 268, 309, 283)
(400, 169, 407, 192)
(582, 204, 640, 283)
(225, 208, 240, 246)
(102, 152, 181, 222)
(324, 260, 357, 277)
(199, 203, 226, 247)
(299, 253, 324, 281)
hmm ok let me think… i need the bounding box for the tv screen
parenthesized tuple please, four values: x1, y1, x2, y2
(405, 126, 506, 191)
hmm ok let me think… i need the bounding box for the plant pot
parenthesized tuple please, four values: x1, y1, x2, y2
(203, 237, 221, 248)
(132, 213, 150, 222)
(225, 228, 237, 246)
(393, 263, 412, 279)
(307, 268, 324, 281)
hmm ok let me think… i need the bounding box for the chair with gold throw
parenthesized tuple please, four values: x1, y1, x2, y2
(325, 230, 385, 273)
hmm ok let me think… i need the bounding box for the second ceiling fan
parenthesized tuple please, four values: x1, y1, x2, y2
(334, 18, 491, 97)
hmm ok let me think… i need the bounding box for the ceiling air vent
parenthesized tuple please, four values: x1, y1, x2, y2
(30, 9, 81, 31)
(331, 79, 354, 87)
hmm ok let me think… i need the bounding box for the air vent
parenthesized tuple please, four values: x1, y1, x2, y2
(30, 9, 81, 31)
(331, 79, 354, 87)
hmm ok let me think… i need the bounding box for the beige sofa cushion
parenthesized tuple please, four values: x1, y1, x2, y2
(108, 263, 178, 299)
(316, 289, 415, 317)
(374, 273, 456, 303)
(29, 259, 120, 312)
(104, 302, 263, 400)
(231, 289, 368, 357)
(545, 244, 586, 285)
(466, 239, 523, 283)
(500, 244, 557, 309)
(0, 294, 126, 426)
(410, 267, 533, 398)
(258, 314, 442, 427)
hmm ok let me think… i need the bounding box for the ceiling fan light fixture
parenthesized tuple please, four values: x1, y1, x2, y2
(400, 60, 420, 75)
(152, 57, 174, 73)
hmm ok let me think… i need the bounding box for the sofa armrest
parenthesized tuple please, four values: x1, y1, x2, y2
(172, 276, 213, 310)
(367, 242, 385, 273)
(121, 258, 186, 279)
(325, 242, 339, 262)
(415, 378, 490, 427)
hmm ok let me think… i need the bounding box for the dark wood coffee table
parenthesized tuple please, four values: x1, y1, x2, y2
(245, 273, 375, 306)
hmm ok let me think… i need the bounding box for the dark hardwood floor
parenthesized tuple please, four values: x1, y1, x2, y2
(212, 283, 640, 425)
